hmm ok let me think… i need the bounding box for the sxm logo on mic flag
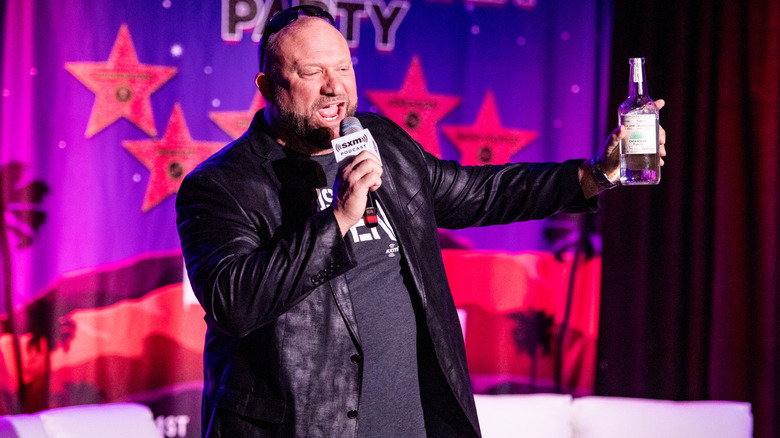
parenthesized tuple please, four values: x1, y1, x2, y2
(333, 130, 381, 164)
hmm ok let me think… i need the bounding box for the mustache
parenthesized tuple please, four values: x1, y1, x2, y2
(313, 95, 349, 108)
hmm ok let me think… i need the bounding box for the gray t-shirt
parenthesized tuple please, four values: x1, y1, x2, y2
(310, 152, 426, 437)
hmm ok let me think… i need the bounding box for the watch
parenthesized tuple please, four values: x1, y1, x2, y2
(590, 157, 618, 189)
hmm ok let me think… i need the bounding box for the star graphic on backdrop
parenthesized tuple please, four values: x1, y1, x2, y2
(441, 91, 537, 165)
(65, 24, 177, 138)
(209, 91, 265, 139)
(123, 103, 224, 212)
(365, 56, 460, 158)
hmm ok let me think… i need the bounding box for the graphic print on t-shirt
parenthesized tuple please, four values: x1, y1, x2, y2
(315, 186, 397, 255)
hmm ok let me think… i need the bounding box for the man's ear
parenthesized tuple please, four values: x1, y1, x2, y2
(256, 72, 273, 102)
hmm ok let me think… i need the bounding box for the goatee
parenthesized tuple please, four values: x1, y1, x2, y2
(273, 87, 357, 151)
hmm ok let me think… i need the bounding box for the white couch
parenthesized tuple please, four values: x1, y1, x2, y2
(0, 403, 160, 438)
(474, 394, 753, 438)
(0, 395, 753, 438)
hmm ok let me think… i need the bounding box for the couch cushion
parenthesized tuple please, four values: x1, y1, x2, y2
(571, 396, 753, 438)
(0, 413, 48, 438)
(474, 393, 573, 438)
(38, 403, 159, 438)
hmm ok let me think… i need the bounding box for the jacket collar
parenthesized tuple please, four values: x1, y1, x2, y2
(247, 108, 284, 160)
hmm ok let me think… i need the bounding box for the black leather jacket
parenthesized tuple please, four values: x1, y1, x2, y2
(176, 110, 594, 437)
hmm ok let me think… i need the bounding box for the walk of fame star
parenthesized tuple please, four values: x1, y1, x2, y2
(365, 56, 460, 158)
(65, 24, 177, 138)
(123, 103, 224, 212)
(209, 91, 265, 139)
(442, 91, 537, 166)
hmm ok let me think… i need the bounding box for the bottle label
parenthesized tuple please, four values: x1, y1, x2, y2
(621, 114, 657, 154)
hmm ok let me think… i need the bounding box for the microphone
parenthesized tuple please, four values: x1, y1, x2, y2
(331, 116, 381, 228)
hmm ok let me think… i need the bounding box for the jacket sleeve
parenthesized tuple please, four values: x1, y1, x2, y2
(176, 169, 356, 339)
(426, 156, 596, 229)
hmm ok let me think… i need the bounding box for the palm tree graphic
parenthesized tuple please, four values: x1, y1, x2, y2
(1, 162, 50, 412)
(509, 309, 554, 392)
(543, 212, 601, 393)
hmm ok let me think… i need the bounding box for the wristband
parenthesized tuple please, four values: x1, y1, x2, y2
(590, 157, 618, 189)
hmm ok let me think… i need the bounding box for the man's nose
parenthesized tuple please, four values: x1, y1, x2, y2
(321, 70, 346, 95)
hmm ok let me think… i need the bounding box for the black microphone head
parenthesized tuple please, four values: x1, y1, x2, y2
(340, 116, 363, 136)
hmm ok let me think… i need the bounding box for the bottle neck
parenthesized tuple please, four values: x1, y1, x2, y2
(628, 58, 649, 97)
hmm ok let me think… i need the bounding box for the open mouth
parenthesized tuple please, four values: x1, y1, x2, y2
(318, 102, 342, 122)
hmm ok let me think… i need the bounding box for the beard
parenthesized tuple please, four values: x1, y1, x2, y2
(272, 85, 357, 151)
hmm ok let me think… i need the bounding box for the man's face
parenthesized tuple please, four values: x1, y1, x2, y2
(267, 17, 358, 146)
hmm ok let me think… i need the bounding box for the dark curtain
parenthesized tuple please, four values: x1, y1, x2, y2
(597, 1, 779, 438)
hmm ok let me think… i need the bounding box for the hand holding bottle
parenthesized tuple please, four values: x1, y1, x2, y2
(582, 99, 666, 198)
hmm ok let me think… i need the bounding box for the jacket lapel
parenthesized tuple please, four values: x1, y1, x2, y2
(329, 275, 362, 347)
(372, 152, 429, 313)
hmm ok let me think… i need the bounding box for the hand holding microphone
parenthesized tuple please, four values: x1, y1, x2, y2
(331, 116, 382, 229)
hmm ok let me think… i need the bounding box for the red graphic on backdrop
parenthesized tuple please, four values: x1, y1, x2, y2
(209, 92, 265, 140)
(365, 56, 460, 158)
(0, 252, 202, 414)
(65, 24, 177, 138)
(442, 91, 537, 165)
(444, 249, 601, 395)
(123, 103, 223, 212)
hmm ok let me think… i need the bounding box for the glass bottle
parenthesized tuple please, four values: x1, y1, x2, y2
(618, 57, 660, 185)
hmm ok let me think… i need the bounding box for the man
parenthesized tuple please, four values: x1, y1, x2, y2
(176, 6, 666, 438)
